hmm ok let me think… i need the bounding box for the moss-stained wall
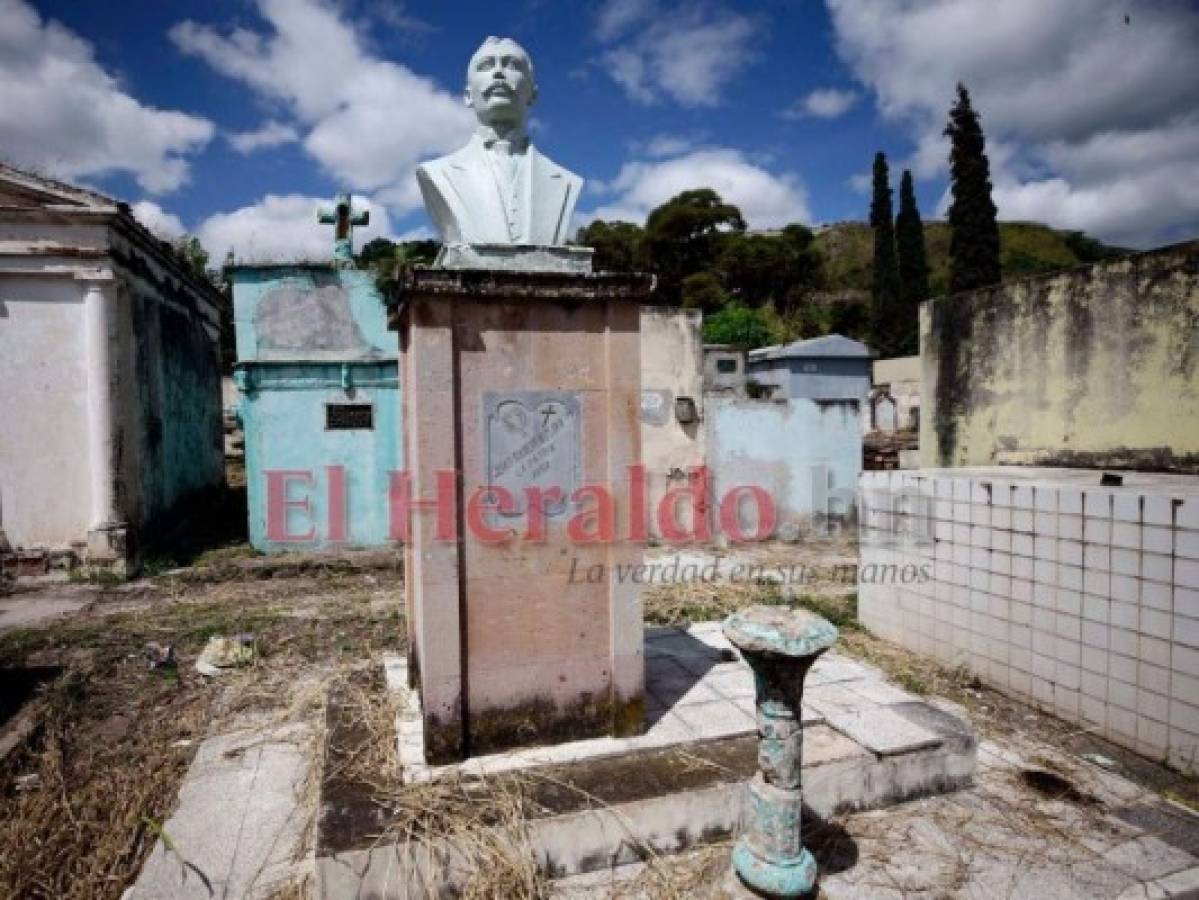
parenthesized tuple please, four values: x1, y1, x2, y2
(921, 241, 1199, 472)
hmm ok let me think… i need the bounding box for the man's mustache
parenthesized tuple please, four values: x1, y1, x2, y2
(484, 83, 515, 97)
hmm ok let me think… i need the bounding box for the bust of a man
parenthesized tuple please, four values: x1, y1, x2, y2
(416, 37, 582, 247)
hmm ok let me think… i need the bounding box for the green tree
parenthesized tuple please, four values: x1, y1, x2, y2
(701, 303, 777, 348)
(356, 237, 439, 273)
(174, 235, 210, 281)
(357, 237, 397, 267)
(829, 299, 870, 340)
(362, 239, 440, 302)
(397, 239, 440, 267)
(680, 271, 727, 312)
(944, 83, 1001, 294)
(575, 220, 645, 272)
(1062, 230, 1126, 264)
(894, 169, 929, 355)
(644, 189, 745, 304)
(869, 152, 901, 356)
(717, 224, 823, 312)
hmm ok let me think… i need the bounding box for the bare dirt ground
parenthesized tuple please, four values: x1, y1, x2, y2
(1, 531, 1197, 899)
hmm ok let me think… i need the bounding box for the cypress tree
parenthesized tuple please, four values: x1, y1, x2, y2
(944, 84, 1001, 294)
(894, 169, 929, 355)
(869, 151, 901, 356)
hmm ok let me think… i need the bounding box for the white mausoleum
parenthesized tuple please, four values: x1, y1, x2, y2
(0, 165, 225, 570)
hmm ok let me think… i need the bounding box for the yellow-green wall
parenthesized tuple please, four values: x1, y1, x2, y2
(921, 241, 1199, 472)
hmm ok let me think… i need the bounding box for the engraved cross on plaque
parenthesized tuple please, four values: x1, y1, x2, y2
(316, 192, 369, 266)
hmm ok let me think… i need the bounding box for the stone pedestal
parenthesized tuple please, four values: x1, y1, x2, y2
(722, 606, 838, 898)
(394, 267, 653, 762)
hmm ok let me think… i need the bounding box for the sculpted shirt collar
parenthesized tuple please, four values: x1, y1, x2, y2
(472, 126, 531, 154)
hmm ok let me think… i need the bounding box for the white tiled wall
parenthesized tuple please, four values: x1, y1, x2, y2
(859, 470, 1199, 774)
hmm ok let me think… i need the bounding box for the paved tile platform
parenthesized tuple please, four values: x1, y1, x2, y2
(391, 622, 957, 782)
(553, 732, 1199, 900)
(317, 623, 977, 896)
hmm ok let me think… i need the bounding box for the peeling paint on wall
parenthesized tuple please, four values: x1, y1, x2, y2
(232, 266, 401, 551)
(922, 241, 1199, 473)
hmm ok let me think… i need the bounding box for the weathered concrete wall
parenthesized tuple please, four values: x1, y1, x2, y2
(860, 468, 1199, 774)
(109, 230, 225, 546)
(921, 242, 1199, 471)
(234, 266, 395, 361)
(232, 267, 400, 551)
(125, 285, 225, 532)
(706, 396, 861, 535)
(872, 355, 920, 433)
(0, 275, 93, 547)
(703, 345, 748, 395)
(640, 308, 705, 536)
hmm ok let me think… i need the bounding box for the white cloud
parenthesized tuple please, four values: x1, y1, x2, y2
(595, 0, 654, 41)
(196, 193, 393, 264)
(227, 120, 300, 154)
(587, 148, 811, 228)
(131, 201, 186, 241)
(991, 119, 1199, 247)
(634, 134, 698, 158)
(826, 0, 1199, 246)
(365, 1, 437, 35)
(784, 87, 859, 120)
(848, 172, 871, 194)
(397, 225, 433, 241)
(595, 3, 759, 106)
(0, 0, 213, 193)
(170, 0, 473, 214)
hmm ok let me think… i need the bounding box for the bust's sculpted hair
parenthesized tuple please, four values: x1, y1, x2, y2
(466, 36, 536, 89)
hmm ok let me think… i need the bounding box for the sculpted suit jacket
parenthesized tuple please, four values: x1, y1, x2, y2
(416, 135, 583, 246)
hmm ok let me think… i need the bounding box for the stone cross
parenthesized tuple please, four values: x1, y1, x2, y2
(721, 605, 838, 898)
(316, 192, 369, 266)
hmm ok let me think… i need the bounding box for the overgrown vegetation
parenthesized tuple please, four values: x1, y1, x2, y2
(814, 219, 1122, 303)
(0, 565, 404, 899)
(574, 191, 1121, 351)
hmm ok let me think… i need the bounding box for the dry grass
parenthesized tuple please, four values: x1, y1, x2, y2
(0, 665, 213, 899)
(0, 566, 404, 900)
(323, 664, 549, 899)
(643, 577, 783, 626)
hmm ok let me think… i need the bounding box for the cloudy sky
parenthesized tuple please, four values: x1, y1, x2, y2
(2, 0, 1196, 260)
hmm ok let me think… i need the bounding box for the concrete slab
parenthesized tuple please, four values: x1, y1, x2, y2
(126, 718, 313, 900)
(822, 707, 943, 756)
(0, 593, 91, 630)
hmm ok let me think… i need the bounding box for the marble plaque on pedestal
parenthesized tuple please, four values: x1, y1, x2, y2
(483, 391, 581, 516)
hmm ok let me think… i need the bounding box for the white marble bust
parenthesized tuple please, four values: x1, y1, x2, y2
(416, 37, 583, 247)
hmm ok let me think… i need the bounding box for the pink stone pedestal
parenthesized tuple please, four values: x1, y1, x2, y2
(393, 268, 654, 763)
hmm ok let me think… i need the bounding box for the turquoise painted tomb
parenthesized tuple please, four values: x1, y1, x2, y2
(230, 264, 400, 551)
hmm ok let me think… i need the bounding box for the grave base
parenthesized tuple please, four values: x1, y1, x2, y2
(315, 625, 978, 898)
(395, 267, 655, 763)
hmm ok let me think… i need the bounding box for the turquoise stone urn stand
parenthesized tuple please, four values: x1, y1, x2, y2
(722, 605, 839, 898)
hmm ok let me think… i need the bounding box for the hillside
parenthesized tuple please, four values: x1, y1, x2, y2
(814, 221, 1128, 297)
